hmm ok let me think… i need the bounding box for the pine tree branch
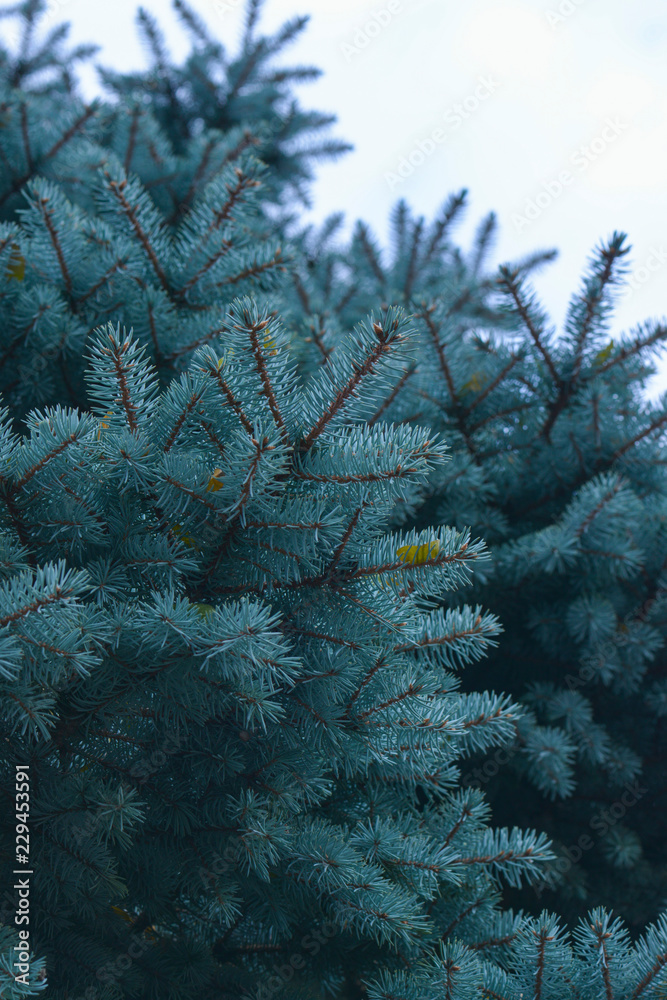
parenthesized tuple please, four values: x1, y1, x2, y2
(163, 319, 227, 363)
(333, 282, 358, 316)
(402, 218, 423, 301)
(0, 103, 97, 210)
(299, 316, 405, 453)
(418, 307, 458, 402)
(442, 801, 474, 848)
(103, 172, 171, 294)
(497, 268, 561, 387)
(35, 192, 74, 299)
(356, 221, 385, 286)
(610, 411, 667, 462)
(218, 247, 286, 287)
(368, 365, 416, 426)
(304, 315, 334, 364)
(20, 102, 33, 174)
(570, 235, 628, 383)
(460, 353, 523, 417)
(422, 189, 467, 265)
(167, 136, 216, 226)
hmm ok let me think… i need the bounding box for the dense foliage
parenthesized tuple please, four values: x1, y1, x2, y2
(284, 207, 667, 931)
(1, 2, 667, 998)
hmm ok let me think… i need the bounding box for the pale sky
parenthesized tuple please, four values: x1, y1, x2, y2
(18, 0, 667, 399)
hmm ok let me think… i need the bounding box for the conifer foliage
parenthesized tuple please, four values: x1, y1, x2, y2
(0, 0, 349, 426)
(0, 311, 557, 999)
(286, 209, 667, 931)
(2, 1, 667, 998)
(98, 0, 351, 208)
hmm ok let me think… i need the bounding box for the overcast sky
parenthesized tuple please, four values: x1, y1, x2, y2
(18, 0, 667, 399)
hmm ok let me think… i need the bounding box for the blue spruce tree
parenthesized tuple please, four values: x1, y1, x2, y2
(0, 310, 557, 999)
(1, 304, 667, 1000)
(1, 1, 667, 998)
(283, 204, 667, 932)
(0, 0, 349, 424)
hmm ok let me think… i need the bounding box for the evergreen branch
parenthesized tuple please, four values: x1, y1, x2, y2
(322, 503, 366, 579)
(163, 320, 227, 363)
(470, 211, 496, 278)
(355, 221, 386, 286)
(281, 619, 363, 650)
(367, 364, 416, 426)
(439, 894, 487, 940)
(15, 430, 82, 491)
(45, 102, 99, 160)
(35, 192, 74, 299)
(507, 247, 559, 278)
(592, 324, 667, 381)
(329, 583, 408, 635)
(391, 615, 486, 656)
(167, 136, 217, 226)
(122, 106, 141, 174)
(0, 103, 98, 210)
(20, 102, 33, 174)
(442, 800, 475, 848)
(102, 172, 172, 294)
(334, 283, 359, 316)
(0, 579, 78, 630)
(414, 319, 482, 456)
(201, 168, 261, 243)
(193, 434, 275, 588)
(77, 256, 132, 306)
(239, 310, 288, 445)
(611, 411, 667, 462)
(134, 6, 183, 141)
(460, 353, 523, 416)
(345, 652, 387, 715)
(0, 488, 37, 567)
(91, 332, 141, 433)
(299, 314, 406, 453)
(198, 361, 254, 436)
(197, 417, 227, 461)
(242, 0, 264, 51)
(178, 235, 233, 295)
(497, 266, 561, 388)
(418, 305, 459, 405)
(402, 218, 423, 301)
(573, 476, 625, 538)
(422, 189, 467, 265)
(229, 39, 267, 99)
(466, 932, 521, 951)
(304, 315, 334, 364)
(220, 130, 262, 167)
(172, 0, 214, 49)
(569, 233, 629, 383)
(352, 682, 425, 722)
(218, 247, 286, 287)
(292, 270, 311, 313)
